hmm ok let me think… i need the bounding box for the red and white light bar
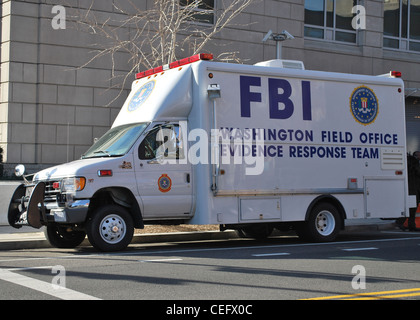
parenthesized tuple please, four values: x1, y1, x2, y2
(390, 71, 402, 78)
(136, 53, 213, 80)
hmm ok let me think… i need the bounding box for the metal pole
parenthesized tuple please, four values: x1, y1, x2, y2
(276, 41, 282, 59)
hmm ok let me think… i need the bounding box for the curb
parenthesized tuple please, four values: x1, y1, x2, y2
(343, 221, 398, 233)
(0, 230, 240, 251)
(0, 221, 398, 251)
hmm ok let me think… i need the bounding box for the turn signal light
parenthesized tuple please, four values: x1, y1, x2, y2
(98, 170, 113, 177)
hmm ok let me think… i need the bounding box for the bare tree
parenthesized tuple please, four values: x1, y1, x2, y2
(75, 0, 255, 102)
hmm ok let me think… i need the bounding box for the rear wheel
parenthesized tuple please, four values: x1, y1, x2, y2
(86, 205, 134, 252)
(297, 202, 341, 242)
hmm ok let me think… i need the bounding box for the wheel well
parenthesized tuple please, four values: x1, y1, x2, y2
(88, 187, 143, 229)
(305, 195, 346, 230)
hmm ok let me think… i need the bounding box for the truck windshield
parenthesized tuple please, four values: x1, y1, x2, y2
(82, 123, 148, 159)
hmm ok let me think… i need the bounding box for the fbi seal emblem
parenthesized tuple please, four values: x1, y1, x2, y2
(350, 86, 378, 125)
(128, 80, 155, 112)
(158, 174, 172, 193)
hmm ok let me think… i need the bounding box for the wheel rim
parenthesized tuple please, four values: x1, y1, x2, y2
(99, 214, 126, 244)
(315, 210, 336, 236)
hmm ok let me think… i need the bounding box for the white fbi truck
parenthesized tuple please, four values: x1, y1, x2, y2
(8, 53, 417, 251)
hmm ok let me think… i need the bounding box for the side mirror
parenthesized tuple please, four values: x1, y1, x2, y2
(14, 164, 26, 177)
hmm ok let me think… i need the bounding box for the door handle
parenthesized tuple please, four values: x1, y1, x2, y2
(186, 173, 190, 183)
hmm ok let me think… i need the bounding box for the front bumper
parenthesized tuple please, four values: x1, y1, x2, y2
(8, 182, 90, 229)
(49, 199, 90, 224)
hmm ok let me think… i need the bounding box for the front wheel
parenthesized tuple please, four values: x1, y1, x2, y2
(297, 202, 341, 242)
(86, 205, 134, 252)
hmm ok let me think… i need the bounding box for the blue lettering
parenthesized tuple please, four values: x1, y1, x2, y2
(267, 145, 276, 157)
(321, 131, 353, 143)
(289, 146, 346, 158)
(230, 144, 240, 156)
(240, 76, 261, 118)
(351, 147, 379, 159)
(220, 144, 227, 157)
(302, 81, 312, 121)
(239, 76, 313, 121)
(359, 133, 398, 145)
(268, 78, 294, 119)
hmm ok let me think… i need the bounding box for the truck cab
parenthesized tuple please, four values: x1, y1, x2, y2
(9, 120, 195, 251)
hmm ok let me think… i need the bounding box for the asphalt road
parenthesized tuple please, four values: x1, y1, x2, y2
(0, 230, 419, 306)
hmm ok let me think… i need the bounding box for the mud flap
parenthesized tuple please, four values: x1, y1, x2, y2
(27, 182, 46, 229)
(8, 182, 46, 229)
(7, 184, 26, 229)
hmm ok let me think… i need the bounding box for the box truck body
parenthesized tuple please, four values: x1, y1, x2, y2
(8, 54, 417, 251)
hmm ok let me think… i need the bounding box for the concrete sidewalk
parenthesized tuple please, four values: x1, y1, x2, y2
(0, 218, 399, 251)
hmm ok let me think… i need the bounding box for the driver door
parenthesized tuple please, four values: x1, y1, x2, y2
(134, 123, 193, 219)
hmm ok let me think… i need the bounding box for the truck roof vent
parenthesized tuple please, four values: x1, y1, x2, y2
(254, 59, 305, 70)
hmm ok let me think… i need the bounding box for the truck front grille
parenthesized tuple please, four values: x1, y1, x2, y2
(44, 181, 61, 202)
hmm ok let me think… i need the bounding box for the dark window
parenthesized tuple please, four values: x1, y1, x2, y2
(304, 0, 357, 43)
(384, 0, 420, 52)
(139, 124, 185, 160)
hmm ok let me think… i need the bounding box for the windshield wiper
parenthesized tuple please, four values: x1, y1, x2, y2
(81, 150, 113, 159)
(93, 150, 111, 157)
(81, 150, 124, 159)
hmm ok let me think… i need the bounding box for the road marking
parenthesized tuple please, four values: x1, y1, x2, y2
(252, 253, 290, 257)
(140, 258, 183, 262)
(346, 292, 420, 300)
(122, 236, 420, 257)
(0, 267, 100, 300)
(305, 288, 420, 300)
(342, 247, 378, 252)
(0, 236, 419, 263)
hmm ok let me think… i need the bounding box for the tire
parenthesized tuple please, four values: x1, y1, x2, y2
(297, 202, 341, 242)
(86, 205, 134, 252)
(45, 224, 86, 249)
(235, 224, 273, 240)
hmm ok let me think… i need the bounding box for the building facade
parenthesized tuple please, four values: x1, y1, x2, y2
(1, 0, 419, 175)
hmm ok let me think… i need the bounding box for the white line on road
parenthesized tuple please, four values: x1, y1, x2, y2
(252, 253, 290, 257)
(342, 247, 378, 252)
(139, 258, 183, 262)
(0, 267, 101, 300)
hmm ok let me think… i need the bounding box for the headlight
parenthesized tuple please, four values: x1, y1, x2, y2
(61, 177, 86, 193)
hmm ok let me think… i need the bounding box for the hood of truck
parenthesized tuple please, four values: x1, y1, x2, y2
(33, 156, 131, 182)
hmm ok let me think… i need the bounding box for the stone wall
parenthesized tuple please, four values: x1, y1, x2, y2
(1, 0, 420, 175)
(0, 0, 129, 171)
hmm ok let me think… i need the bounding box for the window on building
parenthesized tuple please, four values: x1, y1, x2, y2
(180, 0, 215, 24)
(383, 0, 420, 52)
(304, 0, 358, 43)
